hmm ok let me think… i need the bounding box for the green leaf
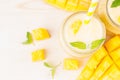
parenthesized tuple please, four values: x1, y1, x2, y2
(22, 32, 33, 44)
(43, 62, 61, 80)
(91, 39, 105, 49)
(44, 62, 53, 68)
(51, 68, 56, 80)
(70, 41, 86, 49)
(111, 0, 120, 8)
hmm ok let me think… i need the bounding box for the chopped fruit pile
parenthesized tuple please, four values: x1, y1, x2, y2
(32, 49, 45, 62)
(77, 35, 120, 80)
(32, 28, 50, 41)
(64, 58, 80, 70)
(71, 20, 82, 34)
(44, 0, 91, 11)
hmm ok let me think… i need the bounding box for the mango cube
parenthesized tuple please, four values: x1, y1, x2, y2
(100, 65, 120, 80)
(105, 36, 120, 52)
(64, 58, 80, 70)
(71, 20, 82, 34)
(79, 66, 93, 79)
(116, 59, 120, 68)
(94, 47, 107, 62)
(32, 28, 50, 40)
(90, 56, 113, 80)
(77, 0, 90, 11)
(110, 48, 120, 62)
(32, 49, 45, 62)
(65, 0, 78, 11)
(56, 0, 66, 8)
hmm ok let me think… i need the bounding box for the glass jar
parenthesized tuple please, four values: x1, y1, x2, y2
(97, 0, 120, 35)
(60, 11, 106, 57)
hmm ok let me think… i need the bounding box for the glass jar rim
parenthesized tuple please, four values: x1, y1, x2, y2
(106, 0, 120, 27)
(60, 11, 106, 57)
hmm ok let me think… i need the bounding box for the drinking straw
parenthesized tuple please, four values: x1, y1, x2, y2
(84, 0, 99, 24)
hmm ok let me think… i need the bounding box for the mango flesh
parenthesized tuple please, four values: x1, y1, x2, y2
(64, 58, 80, 70)
(32, 49, 45, 62)
(77, 35, 120, 80)
(32, 28, 50, 41)
(44, 0, 91, 11)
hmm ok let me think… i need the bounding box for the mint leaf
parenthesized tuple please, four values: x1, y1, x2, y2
(91, 39, 105, 49)
(111, 0, 120, 8)
(51, 68, 55, 80)
(22, 32, 33, 44)
(70, 41, 86, 49)
(44, 62, 61, 80)
(44, 62, 53, 68)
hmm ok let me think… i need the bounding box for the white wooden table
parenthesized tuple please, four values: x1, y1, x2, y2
(0, 0, 88, 80)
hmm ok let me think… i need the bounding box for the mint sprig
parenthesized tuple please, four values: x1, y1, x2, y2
(91, 39, 105, 49)
(22, 32, 33, 44)
(111, 0, 120, 8)
(44, 62, 60, 80)
(70, 41, 86, 49)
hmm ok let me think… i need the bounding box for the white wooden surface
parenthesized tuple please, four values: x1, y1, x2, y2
(0, 0, 89, 80)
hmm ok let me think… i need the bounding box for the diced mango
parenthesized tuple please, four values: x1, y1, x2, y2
(100, 65, 120, 80)
(90, 56, 113, 80)
(65, 0, 79, 11)
(94, 47, 107, 62)
(105, 36, 120, 52)
(86, 56, 98, 70)
(77, 0, 90, 11)
(77, 47, 108, 80)
(71, 20, 82, 34)
(116, 59, 120, 68)
(32, 28, 50, 40)
(110, 48, 120, 62)
(64, 58, 80, 70)
(78, 66, 94, 80)
(76, 35, 120, 80)
(32, 49, 45, 62)
(44, 0, 90, 11)
(56, 0, 66, 8)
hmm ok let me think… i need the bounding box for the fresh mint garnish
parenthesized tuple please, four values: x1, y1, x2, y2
(44, 62, 61, 80)
(44, 62, 54, 68)
(91, 39, 105, 49)
(111, 0, 120, 8)
(70, 41, 86, 49)
(22, 32, 33, 44)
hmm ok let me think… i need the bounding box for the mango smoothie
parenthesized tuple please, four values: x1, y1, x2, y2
(60, 12, 106, 57)
(97, 0, 120, 34)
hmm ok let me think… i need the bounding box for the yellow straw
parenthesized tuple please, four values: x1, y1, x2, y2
(84, 0, 99, 24)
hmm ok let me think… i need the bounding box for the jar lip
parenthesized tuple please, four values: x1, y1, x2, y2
(60, 11, 106, 56)
(106, 0, 120, 27)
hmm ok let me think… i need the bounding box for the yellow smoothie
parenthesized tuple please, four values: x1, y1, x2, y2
(97, 0, 120, 34)
(60, 12, 106, 57)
